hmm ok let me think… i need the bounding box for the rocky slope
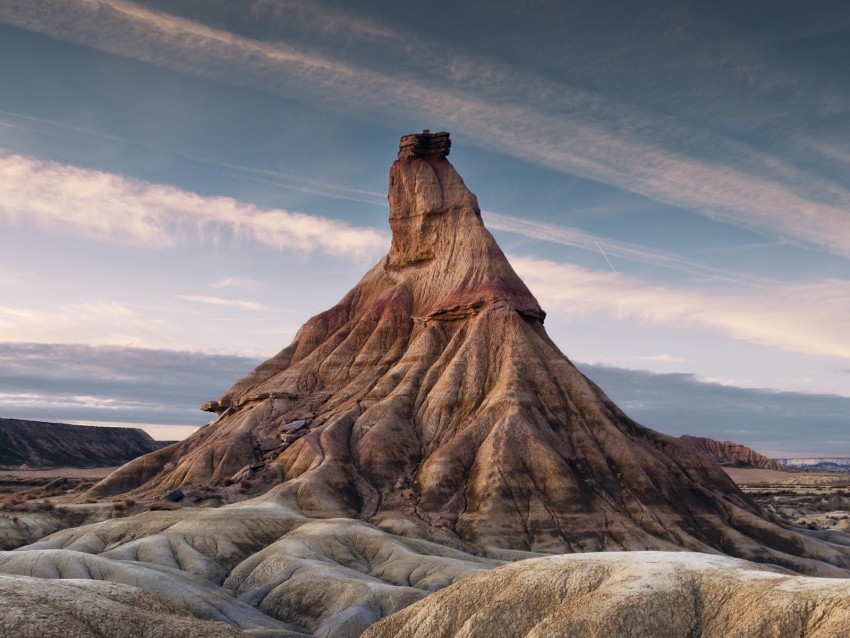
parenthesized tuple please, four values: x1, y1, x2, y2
(363, 551, 850, 638)
(0, 574, 246, 638)
(88, 131, 850, 577)
(0, 418, 167, 469)
(679, 435, 786, 471)
(1, 499, 500, 636)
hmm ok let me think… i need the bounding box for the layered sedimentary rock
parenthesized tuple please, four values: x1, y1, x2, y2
(90, 131, 850, 576)
(0, 418, 167, 469)
(2, 501, 498, 635)
(363, 552, 850, 638)
(679, 435, 787, 471)
(0, 574, 246, 638)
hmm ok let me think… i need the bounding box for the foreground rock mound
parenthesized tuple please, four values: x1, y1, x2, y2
(91, 131, 850, 575)
(1, 500, 498, 635)
(679, 435, 786, 471)
(0, 418, 166, 469)
(363, 552, 850, 638)
(0, 573, 244, 638)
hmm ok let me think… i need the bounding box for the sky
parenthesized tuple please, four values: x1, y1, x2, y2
(0, 0, 848, 456)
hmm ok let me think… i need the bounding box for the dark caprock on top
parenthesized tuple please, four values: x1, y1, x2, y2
(398, 129, 451, 158)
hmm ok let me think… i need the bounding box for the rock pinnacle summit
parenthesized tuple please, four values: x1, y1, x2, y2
(397, 130, 451, 159)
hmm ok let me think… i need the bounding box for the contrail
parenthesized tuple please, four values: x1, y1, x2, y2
(594, 240, 619, 274)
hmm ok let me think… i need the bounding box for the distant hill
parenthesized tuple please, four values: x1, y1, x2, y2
(0, 418, 168, 469)
(679, 435, 786, 471)
(775, 458, 850, 473)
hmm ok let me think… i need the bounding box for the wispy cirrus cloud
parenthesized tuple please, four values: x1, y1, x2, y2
(511, 256, 850, 361)
(0, 300, 179, 348)
(2, 1, 849, 256)
(0, 265, 28, 286)
(0, 110, 387, 207)
(0, 150, 387, 259)
(175, 294, 290, 313)
(210, 276, 265, 291)
(633, 354, 688, 363)
(484, 211, 773, 287)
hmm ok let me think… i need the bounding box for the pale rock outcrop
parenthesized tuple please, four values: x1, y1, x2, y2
(0, 573, 246, 638)
(363, 551, 850, 638)
(5, 500, 499, 634)
(0, 549, 294, 633)
(86, 131, 850, 577)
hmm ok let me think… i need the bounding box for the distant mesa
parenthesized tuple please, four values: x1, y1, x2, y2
(89, 131, 850, 576)
(678, 435, 787, 471)
(0, 418, 168, 469)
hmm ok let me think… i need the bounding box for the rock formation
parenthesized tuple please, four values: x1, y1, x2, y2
(2, 501, 498, 636)
(3, 131, 850, 637)
(0, 573, 247, 638)
(0, 418, 168, 469)
(363, 551, 850, 638)
(89, 131, 850, 576)
(679, 435, 787, 471)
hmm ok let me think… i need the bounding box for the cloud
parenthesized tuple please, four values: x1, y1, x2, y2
(175, 294, 288, 312)
(0, 150, 387, 260)
(484, 211, 773, 287)
(510, 256, 850, 360)
(580, 363, 850, 457)
(0, 301, 182, 348)
(2, 1, 849, 256)
(0, 265, 28, 286)
(0, 110, 387, 207)
(210, 276, 265, 291)
(0, 342, 261, 427)
(634, 354, 688, 363)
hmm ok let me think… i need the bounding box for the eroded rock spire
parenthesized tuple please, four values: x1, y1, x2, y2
(89, 133, 850, 578)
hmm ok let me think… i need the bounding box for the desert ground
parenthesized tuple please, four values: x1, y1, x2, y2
(724, 467, 850, 533)
(4, 464, 848, 553)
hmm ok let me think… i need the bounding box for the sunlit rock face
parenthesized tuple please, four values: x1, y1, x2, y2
(90, 132, 850, 575)
(363, 552, 850, 638)
(678, 435, 787, 471)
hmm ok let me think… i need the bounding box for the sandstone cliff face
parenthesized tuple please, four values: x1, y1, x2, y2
(90, 132, 850, 576)
(0, 418, 166, 469)
(679, 435, 786, 471)
(363, 552, 850, 638)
